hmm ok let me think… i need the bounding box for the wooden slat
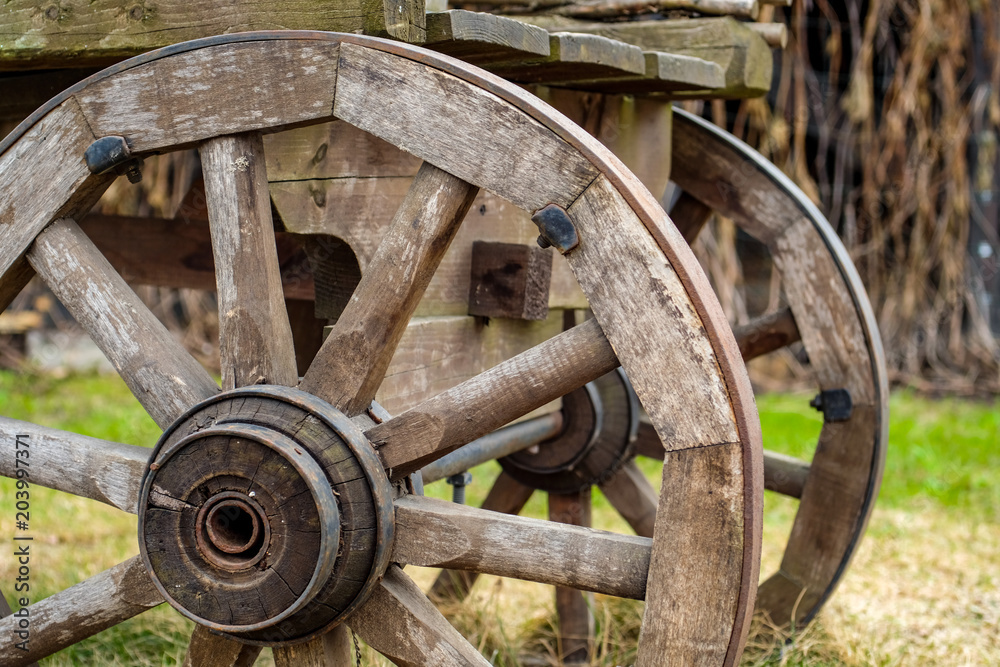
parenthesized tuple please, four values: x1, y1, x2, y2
(0, 2, 425, 70)
(365, 318, 619, 479)
(299, 162, 479, 415)
(28, 219, 220, 429)
(0, 556, 163, 666)
(564, 175, 739, 450)
(636, 442, 749, 666)
(599, 459, 659, 538)
(74, 39, 341, 153)
(201, 132, 298, 389)
(333, 41, 600, 213)
(425, 10, 551, 65)
(348, 565, 491, 667)
(182, 627, 261, 667)
(520, 16, 773, 98)
(732, 307, 801, 361)
(561, 51, 726, 95)
(430, 470, 535, 600)
(549, 490, 594, 665)
(273, 626, 353, 667)
(483, 31, 646, 85)
(0, 417, 148, 513)
(394, 495, 650, 599)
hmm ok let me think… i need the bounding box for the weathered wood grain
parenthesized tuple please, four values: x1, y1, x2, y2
(565, 175, 738, 450)
(273, 626, 352, 667)
(0, 589, 37, 667)
(182, 627, 261, 667)
(599, 459, 659, 538)
(394, 495, 649, 599)
(636, 442, 747, 666)
(467, 241, 553, 320)
(366, 318, 619, 478)
(74, 40, 341, 153)
(562, 51, 726, 95)
(429, 470, 535, 600)
(0, 556, 162, 666)
(484, 31, 646, 85)
(520, 16, 773, 98)
(348, 565, 491, 667)
(549, 0, 759, 20)
(28, 219, 220, 428)
(299, 162, 479, 415)
(425, 10, 551, 65)
(201, 132, 297, 389)
(0, 416, 148, 513)
(333, 41, 600, 213)
(549, 490, 594, 665)
(0, 1, 426, 70)
(0, 100, 110, 291)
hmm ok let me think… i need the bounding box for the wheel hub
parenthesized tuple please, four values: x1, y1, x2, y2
(137, 386, 395, 645)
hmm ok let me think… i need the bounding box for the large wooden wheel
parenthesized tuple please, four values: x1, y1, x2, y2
(431, 107, 888, 654)
(0, 33, 762, 666)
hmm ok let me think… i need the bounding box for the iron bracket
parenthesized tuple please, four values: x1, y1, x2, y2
(531, 203, 579, 254)
(809, 388, 853, 422)
(84, 135, 144, 183)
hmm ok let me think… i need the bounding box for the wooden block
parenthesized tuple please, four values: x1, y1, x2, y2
(0, 0, 426, 70)
(425, 10, 551, 66)
(518, 16, 773, 98)
(468, 241, 553, 321)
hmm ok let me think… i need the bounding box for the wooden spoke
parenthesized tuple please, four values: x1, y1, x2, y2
(0, 556, 162, 666)
(599, 459, 659, 538)
(430, 471, 536, 600)
(550, 489, 594, 665)
(0, 417, 148, 514)
(299, 162, 479, 415)
(762, 450, 809, 499)
(394, 495, 650, 599)
(348, 565, 491, 667)
(182, 626, 261, 667)
(669, 190, 715, 244)
(273, 625, 353, 666)
(27, 218, 219, 428)
(732, 307, 801, 361)
(365, 318, 619, 479)
(201, 132, 297, 389)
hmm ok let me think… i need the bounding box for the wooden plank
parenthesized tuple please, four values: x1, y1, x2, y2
(0, 556, 163, 666)
(0, 1, 426, 71)
(74, 39, 342, 153)
(0, 416, 147, 513)
(77, 214, 315, 300)
(333, 41, 600, 213)
(394, 495, 649, 599)
(467, 241, 553, 321)
(549, 490, 594, 665)
(424, 10, 551, 66)
(299, 162, 479, 416)
(348, 565, 491, 667)
(28, 219, 220, 429)
(201, 132, 297, 389)
(636, 442, 749, 666)
(273, 626, 353, 667)
(565, 175, 738, 450)
(429, 470, 535, 600)
(483, 31, 646, 85)
(182, 627, 261, 667)
(519, 16, 773, 98)
(599, 459, 659, 538)
(365, 318, 619, 479)
(556, 51, 726, 95)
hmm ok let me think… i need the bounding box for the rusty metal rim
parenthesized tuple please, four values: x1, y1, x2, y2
(670, 107, 889, 626)
(138, 421, 341, 633)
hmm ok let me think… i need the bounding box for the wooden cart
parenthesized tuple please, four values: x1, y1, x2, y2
(0, 3, 887, 665)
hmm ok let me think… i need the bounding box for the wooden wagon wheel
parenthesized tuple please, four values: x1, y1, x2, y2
(431, 107, 888, 651)
(0, 32, 762, 666)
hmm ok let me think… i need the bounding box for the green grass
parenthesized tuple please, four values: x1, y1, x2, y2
(0, 370, 997, 665)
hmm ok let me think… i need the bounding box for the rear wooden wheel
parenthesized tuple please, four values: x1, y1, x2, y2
(0, 33, 761, 666)
(432, 107, 887, 652)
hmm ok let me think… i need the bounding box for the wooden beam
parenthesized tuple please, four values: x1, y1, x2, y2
(483, 31, 646, 84)
(394, 495, 650, 599)
(425, 10, 551, 66)
(560, 51, 726, 95)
